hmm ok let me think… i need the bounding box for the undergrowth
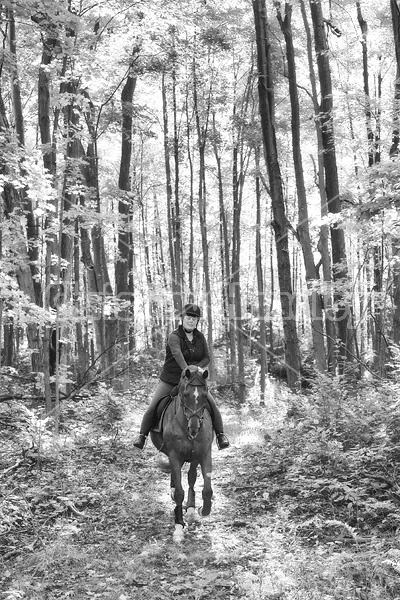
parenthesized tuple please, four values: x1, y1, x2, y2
(265, 375, 400, 536)
(1, 370, 400, 599)
(219, 373, 400, 600)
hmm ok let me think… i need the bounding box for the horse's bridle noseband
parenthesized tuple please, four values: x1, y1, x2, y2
(181, 400, 207, 438)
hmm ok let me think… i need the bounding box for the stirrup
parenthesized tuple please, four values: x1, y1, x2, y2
(133, 433, 147, 450)
(216, 433, 230, 450)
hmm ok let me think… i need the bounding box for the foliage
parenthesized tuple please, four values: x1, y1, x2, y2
(1, 0, 399, 391)
(258, 376, 400, 540)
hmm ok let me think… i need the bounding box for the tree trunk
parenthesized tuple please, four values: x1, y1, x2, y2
(231, 63, 255, 401)
(390, 0, 400, 159)
(58, 79, 92, 395)
(275, 1, 326, 374)
(0, 204, 2, 368)
(36, 19, 60, 406)
(255, 146, 268, 401)
(8, 8, 42, 306)
(390, 0, 400, 347)
(357, 1, 386, 375)
(162, 73, 181, 318)
(356, 1, 379, 167)
(37, 31, 57, 175)
(74, 220, 88, 384)
(309, 0, 354, 369)
(115, 60, 137, 389)
(253, 0, 301, 390)
(0, 93, 40, 372)
(7, 11, 42, 377)
(185, 93, 195, 298)
(172, 49, 183, 306)
(60, 79, 83, 306)
(393, 242, 400, 346)
(193, 58, 215, 380)
(84, 97, 117, 379)
(231, 141, 246, 401)
(3, 321, 15, 367)
(300, 0, 336, 372)
(212, 113, 236, 381)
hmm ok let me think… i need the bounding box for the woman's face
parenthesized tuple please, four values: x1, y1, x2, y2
(183, 314, 198, 331)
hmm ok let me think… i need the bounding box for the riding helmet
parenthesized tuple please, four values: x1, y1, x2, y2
(182, 303, 201, 318)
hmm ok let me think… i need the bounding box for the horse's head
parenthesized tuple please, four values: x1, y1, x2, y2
(179, 366, 209, 440)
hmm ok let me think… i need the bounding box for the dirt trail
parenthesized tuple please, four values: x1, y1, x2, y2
(113, 384, 295, 600)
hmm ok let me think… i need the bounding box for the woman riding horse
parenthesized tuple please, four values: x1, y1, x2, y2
(133, 303, 230, 450)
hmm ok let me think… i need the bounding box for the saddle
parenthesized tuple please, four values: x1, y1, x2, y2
(150, 393, 174, 434)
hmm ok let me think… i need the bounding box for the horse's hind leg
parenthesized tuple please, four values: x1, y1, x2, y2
(199, 451, 213, 517)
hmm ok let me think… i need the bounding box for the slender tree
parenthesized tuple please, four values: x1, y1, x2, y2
(299, 0, 336, 372)
(309, 0, 354, 369)
(275, 1, 326, 373)
(231, 76, 253, 401)
(115, 51, 138, 388)
(171, 32, 183, 307)
(192, 50, 216, 378)
(388, 0, 400, 349)
(254, 145, 268, 400)
(212, 112, 237, 380)
(253, 0, 301, 390)
(162, 72, 181, 318)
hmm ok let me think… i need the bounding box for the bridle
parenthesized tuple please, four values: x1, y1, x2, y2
(178, 369, 208, 440)
(181, 396, 208, 438)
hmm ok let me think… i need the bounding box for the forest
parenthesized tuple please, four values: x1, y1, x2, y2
(0, 0, 400, 397)
(2, 0, 400, 598)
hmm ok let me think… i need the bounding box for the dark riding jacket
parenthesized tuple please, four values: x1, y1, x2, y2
(160, 325, 210, 385)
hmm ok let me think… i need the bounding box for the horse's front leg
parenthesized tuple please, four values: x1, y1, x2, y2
(169, 453, 185, 542)
(187, 460, 197, 509)
(186, 461, 201, 524)
(199, 450, 213, 517)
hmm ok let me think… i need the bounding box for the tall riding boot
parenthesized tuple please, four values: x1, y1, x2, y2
(133, 433, 147, 449)
(206, 393, 230, 449)
(134, 381, 176, 450)
(133, 407, 155, 450)
(216, 433, 230, 449)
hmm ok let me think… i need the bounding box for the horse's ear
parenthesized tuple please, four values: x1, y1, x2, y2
(185, 368, 191, 378)
(203, 369, 208, 379)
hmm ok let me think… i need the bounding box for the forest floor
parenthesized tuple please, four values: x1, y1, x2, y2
(1, 373, 399, 599)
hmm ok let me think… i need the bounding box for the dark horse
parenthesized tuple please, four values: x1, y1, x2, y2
(150, 365, 213, 541)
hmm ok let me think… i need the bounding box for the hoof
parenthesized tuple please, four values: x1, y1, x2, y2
(173, 524, 185, 543)
(198, 506, 211, 517)
(186, 507, 201, 523)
